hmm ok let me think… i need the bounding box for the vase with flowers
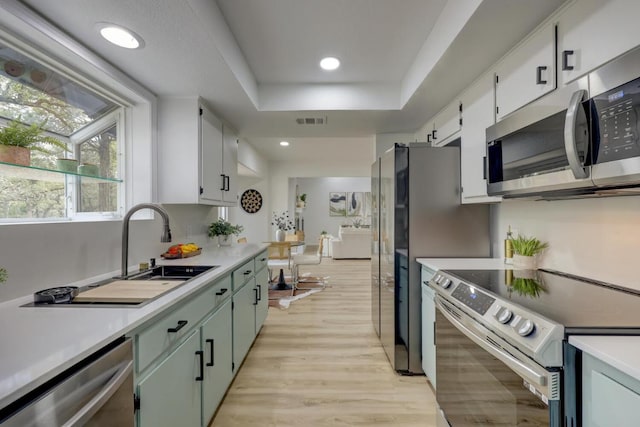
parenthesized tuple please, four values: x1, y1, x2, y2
(271, 211, 295, 241)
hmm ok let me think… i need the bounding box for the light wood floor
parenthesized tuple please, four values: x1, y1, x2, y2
(210, 258, 437, 426)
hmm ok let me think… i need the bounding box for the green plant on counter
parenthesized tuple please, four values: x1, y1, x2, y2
(0, 120, 68, 154)
(510, 235, 548, 256)
(0, 267, 7, 284)
(299, 193, 307, 203)
(208, 218, 244, 237)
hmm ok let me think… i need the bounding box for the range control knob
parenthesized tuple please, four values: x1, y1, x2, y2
(433, 275, 441, 283)
(441, 278, 453, 289)
(517, 319, 536, 337)
(495, 307, 513, 324)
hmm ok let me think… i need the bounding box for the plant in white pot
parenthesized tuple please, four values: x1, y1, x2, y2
(208, 218, 244, 247)
(271, 211, 295, 241)
(510, 235, 548, 269)
(0, 120, 68, 166)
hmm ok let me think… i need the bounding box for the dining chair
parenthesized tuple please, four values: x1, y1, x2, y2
(267, 241, 293, 284)
(292, 237, 325, 290)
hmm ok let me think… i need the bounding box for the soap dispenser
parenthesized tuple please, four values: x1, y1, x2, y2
(504, 226, 513, 264)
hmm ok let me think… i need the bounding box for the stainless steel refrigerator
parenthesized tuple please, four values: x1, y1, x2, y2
(371, 143, 491, 374)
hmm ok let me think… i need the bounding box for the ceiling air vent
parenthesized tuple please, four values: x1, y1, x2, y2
(295, 117, 327, 125)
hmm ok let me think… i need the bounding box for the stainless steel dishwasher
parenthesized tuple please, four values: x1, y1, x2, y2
(1, 337, 133, 426)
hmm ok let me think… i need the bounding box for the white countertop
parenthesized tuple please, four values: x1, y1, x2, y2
(0, 243, 268, 409)
(416, 257, 514, 271)
(569, 336, 640, 382)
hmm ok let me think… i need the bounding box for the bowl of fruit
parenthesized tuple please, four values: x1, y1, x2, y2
(161, 243, 201, 259)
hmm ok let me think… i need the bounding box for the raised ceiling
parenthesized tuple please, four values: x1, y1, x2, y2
(15, 0, 566, 160)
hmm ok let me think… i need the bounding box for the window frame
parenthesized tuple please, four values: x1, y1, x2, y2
(0, 3, 157, 224)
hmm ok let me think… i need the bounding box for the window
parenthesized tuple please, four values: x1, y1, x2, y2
(0, 39, 124, 221)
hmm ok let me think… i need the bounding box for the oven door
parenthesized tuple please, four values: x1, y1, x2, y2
(435, 296, 561, 426)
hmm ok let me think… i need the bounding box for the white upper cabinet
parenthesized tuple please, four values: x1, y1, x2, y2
(495, 21, 556, 121)
(558, 0, 640, 86)
(158, 97, 237, 206)
(430, 101, 462, 147)
(460, 73, 502, 204)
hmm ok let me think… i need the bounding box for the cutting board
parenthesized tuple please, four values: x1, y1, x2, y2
(73, 280, 185, 303)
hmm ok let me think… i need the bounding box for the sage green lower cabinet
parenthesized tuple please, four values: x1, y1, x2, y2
(582, 352, 640, 427)
(254, 266, 269, 332)
(137, 329, 201, 427)
(201, 300, 233, 424)
(134, 251, 269, 426)
(232, 278, 256, 370)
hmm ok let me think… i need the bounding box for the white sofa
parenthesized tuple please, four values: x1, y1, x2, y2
(331, 226, 371, 259)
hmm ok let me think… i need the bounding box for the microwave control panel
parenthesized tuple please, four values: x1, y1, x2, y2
(593, 76, 640, 163)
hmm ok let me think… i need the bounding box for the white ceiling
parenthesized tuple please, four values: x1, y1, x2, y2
(17, 0, 567, 162)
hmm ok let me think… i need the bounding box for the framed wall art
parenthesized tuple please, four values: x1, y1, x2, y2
(329, 192, 346, 216)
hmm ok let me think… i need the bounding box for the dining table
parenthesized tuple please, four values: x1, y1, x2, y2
(264, 240, 304, 290)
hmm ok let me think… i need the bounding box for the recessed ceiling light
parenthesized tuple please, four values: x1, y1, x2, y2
(96, 22, 144, 49)
(320, 57, 340, 71)
(280, 141, 290, 147)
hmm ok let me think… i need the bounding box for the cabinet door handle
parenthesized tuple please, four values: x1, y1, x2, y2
(433, 322, 436, 346)
(536, 66, 548, 84)
(562, 50, 574, 71)
(195, 350, 204, 381)
(220, 174, 225, 191)
(206, 339, 214, 367)
(427, 134, 431, 143)
(253, 288, 259, 305)
(260, 257, 267, 262)
(256, 284, 262, 301)
(167, 320, 188, 333)
(432, 129, 437, 140)
(224, 175, 230, 191)
(483, 156, 487, 180)
(216, 288, 228, 296)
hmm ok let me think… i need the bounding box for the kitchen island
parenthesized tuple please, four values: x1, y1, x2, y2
(0, 243, 268, 413)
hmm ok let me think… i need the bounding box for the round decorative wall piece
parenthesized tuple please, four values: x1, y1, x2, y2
(240, 189, 263, 213)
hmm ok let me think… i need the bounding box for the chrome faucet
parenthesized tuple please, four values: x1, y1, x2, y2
(121, 203, 172, 278)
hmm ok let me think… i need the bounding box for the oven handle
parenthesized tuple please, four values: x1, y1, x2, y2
(564, 89, 589, 179)
(62, 359, 133, 427)
(435, 297, 548, 388)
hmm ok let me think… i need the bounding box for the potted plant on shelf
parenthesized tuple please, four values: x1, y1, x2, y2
(271, 211, 295, 241)
(0, 267, 7, 284)
(0, 120, 68, 167)
(208, 218, 244, 247)
(510, 235, 549, 269)
(296, 193, 307, 208)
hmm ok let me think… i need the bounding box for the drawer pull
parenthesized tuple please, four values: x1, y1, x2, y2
(167, 320, 188, 333)
(243, 270, 252, 275)
(206, 339, 214, 366)
(216, 288, 228, 296)
(195, 350, 204, 381)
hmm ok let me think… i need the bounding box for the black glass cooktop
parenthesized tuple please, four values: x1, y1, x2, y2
(442, 269, 640, 332)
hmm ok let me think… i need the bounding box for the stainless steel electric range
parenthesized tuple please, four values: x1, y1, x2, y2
(429, 268, 640, 427)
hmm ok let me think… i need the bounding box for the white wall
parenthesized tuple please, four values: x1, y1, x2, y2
(493, 196, 640, 291)
(268, 136, 375, 228)
(293, 177, 371, 239)
(0, 204, 219, 302)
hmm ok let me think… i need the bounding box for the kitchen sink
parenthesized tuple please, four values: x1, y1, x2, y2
(122, 265, 218, 281)
(22, 265, 219, 308)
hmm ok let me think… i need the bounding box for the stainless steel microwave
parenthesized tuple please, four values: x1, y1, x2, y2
(486, 45, 640, 198)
